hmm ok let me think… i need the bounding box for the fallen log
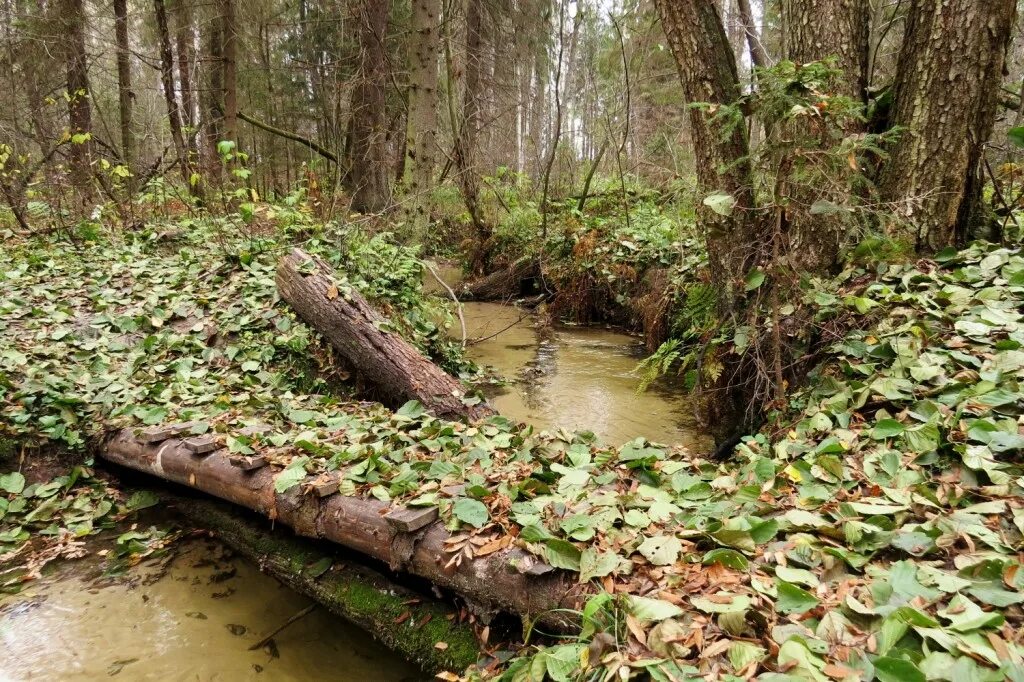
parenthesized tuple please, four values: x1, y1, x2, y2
(276, 248, 494, 422)
(101, 427, 585, 631)
(459, 258, 540, 302)
(166, 494, 481, 673)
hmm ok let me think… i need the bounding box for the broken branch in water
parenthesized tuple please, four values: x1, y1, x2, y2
(249, 604, 316, 650)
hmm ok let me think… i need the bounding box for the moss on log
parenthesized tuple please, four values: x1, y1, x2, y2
(168, 495, 482, 674)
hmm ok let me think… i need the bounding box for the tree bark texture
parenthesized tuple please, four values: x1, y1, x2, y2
(168, 495, 480, 673)
(276, 248, 495, 421)
(222, 0, 238, 144)
(459, 258, 540, 301)
(780, 0, 870, 273)
(880, 0, 1016, 252)
(347, 0, 391, 213)
(653, 0, 761, 313)
(454, 0, 490, 271)
(404, 0, 442, 233)
(59, 0, 93, 196)
(154, 0, 192, 189)
(781, 0, 869, 103)
(101, 427, 581, 631)
(735, 0, 768, 69)
(174, 0, 197, 154)
(113, 0, 134, 172)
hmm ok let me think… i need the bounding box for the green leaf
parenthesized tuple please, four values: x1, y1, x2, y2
(702, 548, 749, 570)
(0, 472, 26, 494)
(578, 548, 625, 583)
(452, 498, 489, 528)
(626, 594, 683, 622)
(1009, 126, 1024, 148)
(703, 192, 736, 216)
(305, 557, 333, 578)
(874, 657, 925, 682)
(638, 535, 682, 566)
(871, 419, 904, 439)
(745, 268, 766, 291)
(776, 579, 820, 614)
(273, 457, 309, 493)
(125, 490, 159, 511)
(691, 592, 751, 614)
(545, 538, 582, 571)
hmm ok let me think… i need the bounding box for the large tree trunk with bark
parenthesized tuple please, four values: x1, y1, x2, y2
(735, 0, 767, 68)
(653, 0, 760, 313)
(781, 0, 869, 103)
(880, 0, 1016, 252)
(347, 0, 391, 213)
(154, 0, 193, 190)
(59, 0, 93, 198)
(113, 0, 134, 174)
(779, 0, 870, 273)
(404, 0, 441, 235)
(174, 0, 197, 156)
(654, 0, 766, 443)
(100, 427, 581, 630)
(276, 248, 494, 421)
(221, 0, 238, 144)
(454, 0, 490, 274)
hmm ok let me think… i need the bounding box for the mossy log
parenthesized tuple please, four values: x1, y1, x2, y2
(167, 494, 480, 673)
(100, 428, 585, 631)
(459, 258, 540, 301)
(276, 248, 494, 422)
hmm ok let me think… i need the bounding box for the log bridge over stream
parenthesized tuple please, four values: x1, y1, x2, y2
(97, 248, 585, 657)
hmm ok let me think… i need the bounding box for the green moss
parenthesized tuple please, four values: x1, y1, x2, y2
(175, 498, 480, 673)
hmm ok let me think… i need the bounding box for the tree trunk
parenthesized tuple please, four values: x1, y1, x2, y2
(174, 0, 197, 155)
(779, 0, 870, 273)
(346, 0, 391, 213)
(454, 0, 489, 273)
(781, 0, 869, 103)
(154, 0, 192, 190)
(100, 427, 580, 630)
(880, 0, 1016, 252)
(276, 249, 494, 421)
(653, 0, 760, 314)
(60, 0, 93, 198)
(203, 21, 224, 171)
(404, 0, 442, 234)
(113, 0, 134, 173)
(735, 0, 767, 69)
(459, 258, 540, 301)
(222, 0, 238, 144)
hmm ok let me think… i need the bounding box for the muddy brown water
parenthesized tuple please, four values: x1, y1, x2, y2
(0, 538, 419, 681)
(458, 300, 705, 449)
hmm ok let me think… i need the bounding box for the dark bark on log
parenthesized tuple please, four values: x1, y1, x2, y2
(276, 248, 494, 421)
(100, 428, 584, 631)
(459, 259, 540, 302)
(167, 494, 481, 673)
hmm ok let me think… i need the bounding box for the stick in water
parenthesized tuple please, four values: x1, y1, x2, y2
(248, 604, 317, 650)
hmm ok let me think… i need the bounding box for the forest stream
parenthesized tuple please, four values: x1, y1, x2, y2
(0, 537, 419, 681)
(0, 273, 701, 682)
(460, 302, 704, 448)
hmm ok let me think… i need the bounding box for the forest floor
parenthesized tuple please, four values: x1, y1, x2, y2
(2, 201, 1024, 680)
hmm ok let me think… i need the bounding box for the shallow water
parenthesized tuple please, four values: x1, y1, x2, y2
(461, 301, 704, 448)
(0, 538, 418, 681)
